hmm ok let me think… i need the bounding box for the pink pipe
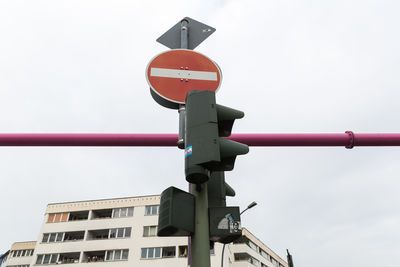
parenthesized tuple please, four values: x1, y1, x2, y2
(0, 133, 400, 147)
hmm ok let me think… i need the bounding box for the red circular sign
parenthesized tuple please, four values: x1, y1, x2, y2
(146, 49, 222, 104)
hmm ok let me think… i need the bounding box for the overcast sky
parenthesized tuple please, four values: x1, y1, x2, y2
(1, 1, 399, 266)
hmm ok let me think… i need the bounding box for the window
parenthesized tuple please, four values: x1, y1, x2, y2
(210, 247, 215, 255)
(162, 247, 176, 258)
(141, 247, 175, 259)
(127, 207, 134, 216)
(105, 250, 129, 261)
(143, 226, 157, 237)
(179, 246, 188, 257)
(114, 250, 121, 260)
(125, 227, 131, 237)
(47, 214, 55, 223)
(112, 207, 134, 218)
(43, 254, 51, 264)
(271, 257, 279, 266)
(145, 205, 159, 215)
(56, 233, 63, 242)
(42, 234, 49, 243)
(42, 233, 64, 243)
(43, 232, 83, 243)
(250, 257, 260, 267)
(109, 228, 117, 238)
(49, 233, 57, 242)
(36, 254, 58, 265)
(122, 249, 129, 260)
(117, 228, 124, 238)
(11, 249, 34, 257)
(248, 240, 258, 251)
(260, 249, 271, 261)
(47, 212, 69, 223)
(108, 227, 131, 239)
(234, 252, 260, 266)
(36, 255, 43, 264)
(141, 248, 159, 259)
(120, 208, 127, 217)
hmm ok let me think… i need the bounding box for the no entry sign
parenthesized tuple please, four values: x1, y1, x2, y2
(146, 49, 222, 104)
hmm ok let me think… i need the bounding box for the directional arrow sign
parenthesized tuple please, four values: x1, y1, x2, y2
(146, 49, 222, 104)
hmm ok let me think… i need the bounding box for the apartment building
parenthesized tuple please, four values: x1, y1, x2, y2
(4, 241, 35, 267)
(4, 195, 287, 267)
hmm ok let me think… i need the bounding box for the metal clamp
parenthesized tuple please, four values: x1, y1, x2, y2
(345, 131, 354, 149)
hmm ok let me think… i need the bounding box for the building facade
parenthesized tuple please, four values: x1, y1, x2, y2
(4, 241, 35, 267)
(4, 195, 287, 267)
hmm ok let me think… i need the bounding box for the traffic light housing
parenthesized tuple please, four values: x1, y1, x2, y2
(184, 90, 249, 184)
(157, 186, 195, 237)
(208, 172, 235, 208)
(208, 172, 242, 243)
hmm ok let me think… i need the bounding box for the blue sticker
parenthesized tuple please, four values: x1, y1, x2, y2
(185, 145, 193, 157)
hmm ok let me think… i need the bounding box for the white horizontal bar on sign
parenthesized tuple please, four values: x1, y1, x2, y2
(150, 68, 218, 81)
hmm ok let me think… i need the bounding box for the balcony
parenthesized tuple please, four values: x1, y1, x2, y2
(82, 251, 105, 263)
(68, 211, 89, 221)
(91, 209, 112, 220)
(64, 231, 85, 242)
(87, 229, 109, 241)
(57, 252, 80, 264)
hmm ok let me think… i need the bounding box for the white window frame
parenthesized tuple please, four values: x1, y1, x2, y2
(108, 227, 131, 239)
(112, 207, 134, 218)
(143, 225, 157, 237)
(36, 254, 58, 265)
(141, 247, 176, 259)
(144, 205, 159, 216)
(105, 249, 129, 261)
(42, 232, 64, 243)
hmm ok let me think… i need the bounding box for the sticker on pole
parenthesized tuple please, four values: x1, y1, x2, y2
(184, 145, 193, 157)
(146, 49, 222, 104)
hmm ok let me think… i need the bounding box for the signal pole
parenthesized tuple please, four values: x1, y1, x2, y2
(180, 18, 211, 267)
(190, 183, 211, 267)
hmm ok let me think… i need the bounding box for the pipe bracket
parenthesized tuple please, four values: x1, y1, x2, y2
(345, 131, 355, 149)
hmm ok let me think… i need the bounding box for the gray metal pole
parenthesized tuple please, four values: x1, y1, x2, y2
(190, 183, 211, 267)
(180, 18, 210, 267)
(177, 19, 188, 149)
(220, 244, 226, 267)
(180, 19, 188, 49)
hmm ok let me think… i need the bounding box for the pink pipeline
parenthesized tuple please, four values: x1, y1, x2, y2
(0, 132, 400, 148)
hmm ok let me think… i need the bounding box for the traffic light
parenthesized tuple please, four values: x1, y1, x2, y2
(208, 172, 242, 244)
(208, 172, 235, 208)
(184, 90, 249, 184)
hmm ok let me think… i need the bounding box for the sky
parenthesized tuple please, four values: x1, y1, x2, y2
(0, 1, 399, 266)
